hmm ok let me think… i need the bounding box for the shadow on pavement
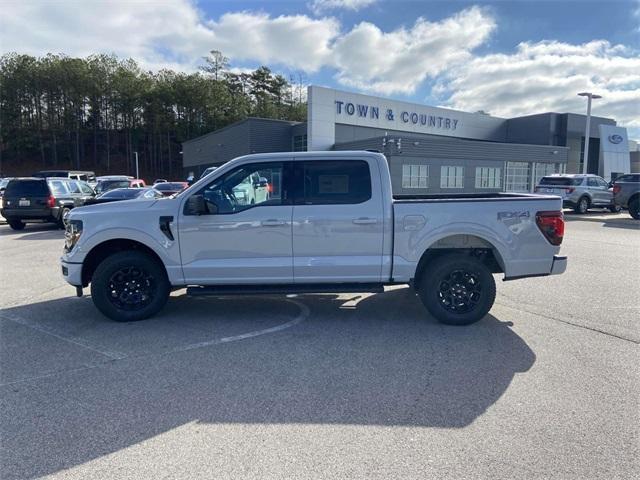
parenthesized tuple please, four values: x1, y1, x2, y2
(1, 287, 535, 479)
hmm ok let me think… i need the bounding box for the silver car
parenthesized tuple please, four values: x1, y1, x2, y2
(535, 174, 620, 214)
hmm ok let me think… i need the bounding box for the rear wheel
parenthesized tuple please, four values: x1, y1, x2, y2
(91, 251, 170, 322)
(629, 197, 640, 220)
(417, 254, 496, 326)
(8, 219, 25, 230)
(574, 196, 589, 214)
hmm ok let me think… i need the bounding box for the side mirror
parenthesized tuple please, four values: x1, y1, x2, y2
(185, 195, 207, 215)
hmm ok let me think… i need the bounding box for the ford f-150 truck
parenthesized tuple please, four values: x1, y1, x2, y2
(61, 151, 567, 325)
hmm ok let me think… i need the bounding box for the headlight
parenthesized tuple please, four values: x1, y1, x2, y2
(64, 219, 83, 252)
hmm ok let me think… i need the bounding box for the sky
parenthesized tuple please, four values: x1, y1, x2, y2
(2, 0, 639, 137)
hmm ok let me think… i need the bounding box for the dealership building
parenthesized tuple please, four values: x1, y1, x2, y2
(182, 86, 632, 194)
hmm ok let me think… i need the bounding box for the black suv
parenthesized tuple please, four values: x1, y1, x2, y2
(1, 177, 95, 230)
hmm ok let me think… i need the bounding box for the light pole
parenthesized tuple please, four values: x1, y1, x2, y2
(134, 151, 139, 179)
(577, 92, 602, 174)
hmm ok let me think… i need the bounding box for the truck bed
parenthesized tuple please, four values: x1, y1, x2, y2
(393, 192, 546, 202)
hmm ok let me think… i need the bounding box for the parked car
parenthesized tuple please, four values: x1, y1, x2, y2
(1, 177, 95, 230)
(153, 181, 189, 197)
(199, 166, 217, 179)
(534, 174, 619, 214)
(611, 173, 640, 219)
(32, 170, 96, 184)
(153, 179, 168, 184)
(61, 151, 566, 325)
(83, 187, 164, 205)
(95, 176, 146, 194)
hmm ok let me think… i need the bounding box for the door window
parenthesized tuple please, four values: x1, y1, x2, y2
(295, 160, 371, 205)
(197, 162, 284, 214)
(587, 178, 599, 187)
(48, 180, 69, 196)
(67, 181, 82, 194)
(79, 182, 94, 194)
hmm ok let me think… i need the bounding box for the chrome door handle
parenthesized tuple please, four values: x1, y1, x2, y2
(261, 219, 286, 226)
(352, 217, 377, 225)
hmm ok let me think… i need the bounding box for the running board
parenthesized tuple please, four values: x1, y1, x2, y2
(186, 283, 385, 296)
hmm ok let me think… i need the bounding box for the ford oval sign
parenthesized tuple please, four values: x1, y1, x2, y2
(609, 134, 624, 144)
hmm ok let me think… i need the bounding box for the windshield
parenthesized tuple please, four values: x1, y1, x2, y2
(155, 182, 185, 191)
(99, 188, 142, 199)
(97, 180, 130, 193)
(539, 177, 583, 186)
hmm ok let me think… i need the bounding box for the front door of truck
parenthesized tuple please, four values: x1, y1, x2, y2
(178, 161, 293, 284)
(291, 158, 385, 283)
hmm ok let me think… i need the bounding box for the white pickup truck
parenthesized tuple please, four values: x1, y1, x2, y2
(61, 151, 566, 325)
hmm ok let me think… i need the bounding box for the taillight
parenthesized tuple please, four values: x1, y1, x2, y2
(536, 211, 564, 246)
(267, 183, 273, 193)
(566, 188, 575, 194)
(47, 195, 56, 208)
(612, 184, 621, 195)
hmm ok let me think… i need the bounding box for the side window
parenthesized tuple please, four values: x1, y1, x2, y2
(296, 160, 371, 205)
(49, 180, 68, 196)
(597, 178, 608, 188)
(587, 178, 598, 187)
(79, 182, 94, 194)
(197, 162, 284, 214)
(67, 181, 81, 194)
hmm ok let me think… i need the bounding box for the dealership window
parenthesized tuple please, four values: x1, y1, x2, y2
(293, 134, 307, 152)
(402, 164, 429, 188)
(475, 167, 502, 189)
(505, 162, 531, 192)
(533, 163, 566, 186)
(440, 166, 464, 188)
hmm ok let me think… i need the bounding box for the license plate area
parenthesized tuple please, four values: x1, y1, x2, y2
(19, 199, 31, 207)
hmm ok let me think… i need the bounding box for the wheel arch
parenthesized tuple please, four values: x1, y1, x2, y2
(412, 234, 505, 289)
(81, 238, 167, 287)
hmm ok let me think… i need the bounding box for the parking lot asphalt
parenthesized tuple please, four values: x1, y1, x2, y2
(1, 212, 638, 479)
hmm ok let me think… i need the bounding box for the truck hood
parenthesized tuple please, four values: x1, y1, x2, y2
(69, 198, 161, 218)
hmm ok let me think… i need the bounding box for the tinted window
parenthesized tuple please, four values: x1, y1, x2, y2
(615, 174, 640, 183)
(296, 161, 371, 205)
(155, 182, 185, 191)
(97, 180, 130, 193)
(5, 180, 49, 196)
(197, 162, 283, 214)
(539, 176, 583, 186)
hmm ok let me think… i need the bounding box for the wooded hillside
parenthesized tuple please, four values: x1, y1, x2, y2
(0, 51, 307, 179)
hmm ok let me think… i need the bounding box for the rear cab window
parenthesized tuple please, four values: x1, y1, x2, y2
(295, 160, 372, 205)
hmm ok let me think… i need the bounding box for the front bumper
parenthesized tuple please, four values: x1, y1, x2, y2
(61, 259, 83, 286)
(550, 255, 567, 275)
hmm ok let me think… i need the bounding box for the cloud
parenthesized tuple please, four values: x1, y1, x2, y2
(310, 0, 377, 15)
(332, 6, 495, 94)
(435, 40, 640, 134)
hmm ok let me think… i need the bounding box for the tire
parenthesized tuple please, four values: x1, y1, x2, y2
(629, 197, 640, 220)
(417, 254, 496, 326)
(58, 207, 71, 228)
(574, 196, 589, 214)
(609, 204, 622, 213)
(8, 219, 25, 230)
(90, 251, 170, 322)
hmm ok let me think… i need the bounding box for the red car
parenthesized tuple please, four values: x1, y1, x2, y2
(153, 181, 189, 196)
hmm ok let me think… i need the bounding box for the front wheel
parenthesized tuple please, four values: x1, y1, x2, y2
(91, 251, 170, 322)
(417, 254, 496, 326)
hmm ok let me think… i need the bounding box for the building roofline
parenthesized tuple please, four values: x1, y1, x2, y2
(182, 117, 302, 144)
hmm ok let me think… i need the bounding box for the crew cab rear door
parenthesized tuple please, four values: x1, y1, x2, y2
(291, 157, 385, 283)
